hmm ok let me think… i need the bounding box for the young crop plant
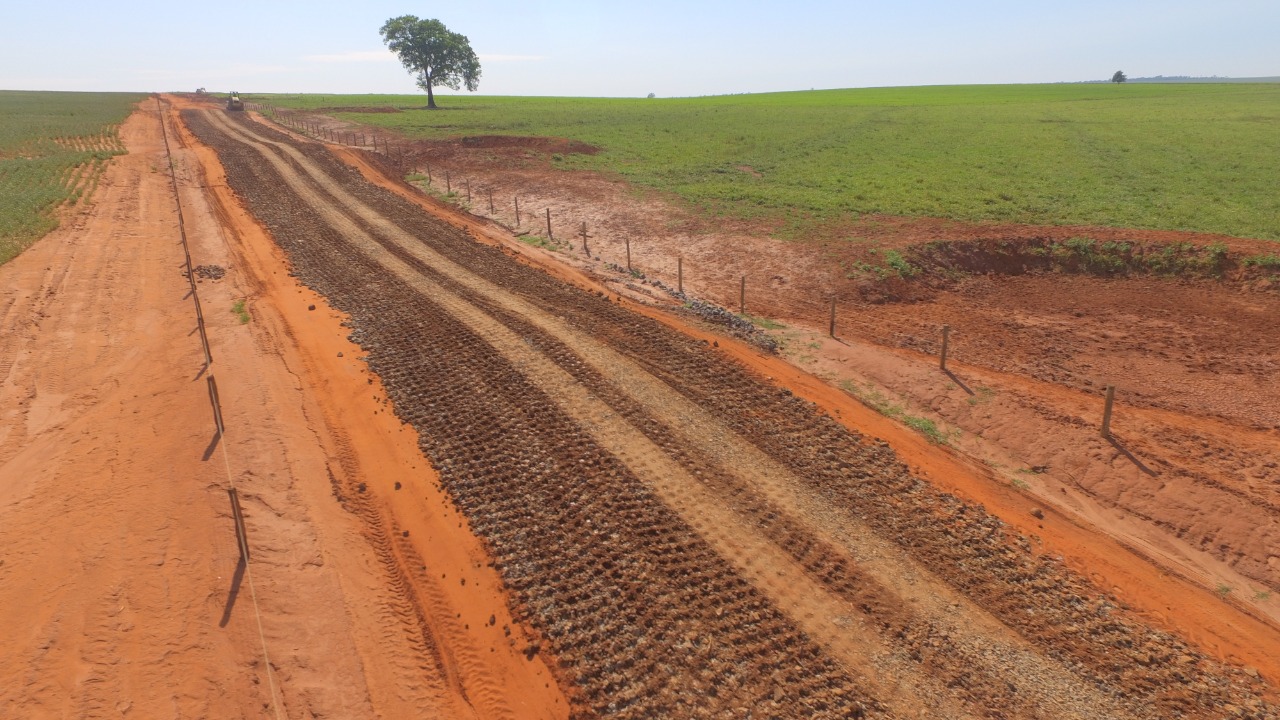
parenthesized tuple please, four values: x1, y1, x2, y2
(0, 91, 143, 265)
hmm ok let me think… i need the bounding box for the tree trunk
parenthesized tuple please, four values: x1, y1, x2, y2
(426, 80, 436, 109)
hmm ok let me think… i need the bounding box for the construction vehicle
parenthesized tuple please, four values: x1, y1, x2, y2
(226, 92, 244, 111)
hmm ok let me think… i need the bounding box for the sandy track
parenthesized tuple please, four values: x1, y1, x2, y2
(0, 102, 313, 716)
(184, 106, 1278, 718)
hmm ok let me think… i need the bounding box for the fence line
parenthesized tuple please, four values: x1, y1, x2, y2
(251, 103, 1127, 440)
(156, 96, 285, 719)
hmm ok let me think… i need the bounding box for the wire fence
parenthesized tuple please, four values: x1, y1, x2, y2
(249, 101, 1120, 439)
(157, 95, 285, 719)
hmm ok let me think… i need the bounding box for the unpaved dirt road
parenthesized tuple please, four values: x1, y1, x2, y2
(0, 99, 565, 718)
(174, 103, 1279, 718)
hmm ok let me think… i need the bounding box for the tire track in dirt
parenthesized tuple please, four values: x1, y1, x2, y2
(188, 108, 1280, 719)
(322, 434, 468, 715)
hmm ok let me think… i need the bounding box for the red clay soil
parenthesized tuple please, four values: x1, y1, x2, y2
(360, 139, 1280, 672)
(314, 120, 1280, 647)
(166, 94, 570, 718)
(0, 97, 566, 717)
(300, 110, 1280, 691)
(9, 94, 1276, 718)
(179, 105, 1280, 718)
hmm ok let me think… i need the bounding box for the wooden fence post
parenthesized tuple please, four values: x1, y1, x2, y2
(445, 171, 451, 193)
(546, 208, 553, 240)
(1101, 385, 1116, 438)
(829, 297, 837, 338)
(940, 325, 951, 371)
(207, 375, 225, 436)
(625, 237, 632, 270)
(739, 276, 746, 314)
(465, 178, 471, 203)
(515, 197, 520, 226)
(580, 221, 589, 255)
(227, 487, 250, 562)
(678, 257, 684, 295)
(488, 188, 494, 213)
(194, 294, 212, 366)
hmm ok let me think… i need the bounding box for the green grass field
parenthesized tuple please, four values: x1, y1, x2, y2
(0, 91, 144, 264)
(254, 84, 1280, 242)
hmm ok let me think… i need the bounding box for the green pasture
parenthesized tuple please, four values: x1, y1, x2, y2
(0, 91, 143, 264)
(255, 84, 1280, 242)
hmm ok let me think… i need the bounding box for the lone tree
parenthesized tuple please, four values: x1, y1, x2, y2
(380, 15, 481, 109)
(1112, 70, 1127, 83)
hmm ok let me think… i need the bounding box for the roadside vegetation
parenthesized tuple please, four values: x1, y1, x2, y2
(231, 299, 250, 324)
(839, 379, 953, 445)
(0, 91, 142, 264)
(253, 83, 1280, 242)
(903, 236, 1280, 285)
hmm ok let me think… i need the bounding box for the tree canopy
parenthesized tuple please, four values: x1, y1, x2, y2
(1112, 70, 1127, 83)
(380, 16, 481, 109)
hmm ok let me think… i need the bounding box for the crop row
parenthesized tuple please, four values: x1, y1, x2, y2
(0, 91, 142, 263)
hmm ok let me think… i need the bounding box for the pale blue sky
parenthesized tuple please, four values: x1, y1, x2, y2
(3, 1, 1276, 96)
